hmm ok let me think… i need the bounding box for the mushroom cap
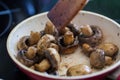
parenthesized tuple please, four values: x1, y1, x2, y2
(67, 64, 92, 76)
(78, 25, 103, 47)
(98, 43, 119, 57)
(44, 48, 61, 73)
(58, 36, 79, 54)
(90, 49, 105, 69)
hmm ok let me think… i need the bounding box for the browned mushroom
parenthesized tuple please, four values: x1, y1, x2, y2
(67, 64, 92, 76)
(17, 36, 30, 50)
(16, 50, 41, 67)
(90, 49, 105, 69)
(44, 21, 59, 37)
(35, 48, 61, 73)
(67, 23, 81, 36)
(98, 43, 119, 57)
(78, 25, 103, 47)
(105, 56, 113, 65)
(82, 43, 94, 56)
(58, 31, 79, 54)
(37, 34, 56, 55)
(28, 31, 41, 46)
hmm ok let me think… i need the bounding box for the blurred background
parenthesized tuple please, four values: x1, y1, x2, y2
(0, 0, 120, 80)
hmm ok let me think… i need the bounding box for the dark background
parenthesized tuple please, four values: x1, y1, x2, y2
(0, 0, 120, 80)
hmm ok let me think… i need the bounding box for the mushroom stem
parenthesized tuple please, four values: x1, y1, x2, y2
(35, 59, 50, 72)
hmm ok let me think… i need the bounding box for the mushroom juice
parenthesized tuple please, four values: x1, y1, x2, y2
(16, 21, 119, 76)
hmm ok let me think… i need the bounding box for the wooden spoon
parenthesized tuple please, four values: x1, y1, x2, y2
(47, 0, 88, 32)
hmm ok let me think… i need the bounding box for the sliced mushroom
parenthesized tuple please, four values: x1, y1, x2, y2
(98, 43, 119, 57)
(67, 64, 92, 76)
(37, 34, 56, 55)
(35, 48, 60, 73)
(79, 25, 103, 47)
(17, 36, 30, 50)
(90, 49, 105, 69)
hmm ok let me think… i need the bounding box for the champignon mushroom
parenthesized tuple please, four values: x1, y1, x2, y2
(44, 21, 58, 37)
(58, 31, 79, 54)
(17, 50, 35, 67)
(25, 46, 37, 59)
(67, 23, 81, 36)
(35, 48, 61, 73)
(67, 64, 92, 76)
(82, 43, 94, 56)
(63, 31, 74, 45)
(60, 27, 70, 35)
(17, 36, 30, 50)
(49, 43, 59, 52)
(78, 25, 103, 47)
(80, 25, 93, 37)
(90, 49, 105, 69)
(28, 31, 41, 46)
(98, 43, 119, 57)
(37, 34, 56, 55)
(105, 56, 113, 65)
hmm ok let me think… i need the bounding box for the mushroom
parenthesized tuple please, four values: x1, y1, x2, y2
(98, 43, 119, 57)
(35, 48, 61, 73)
(63, 31, 75, 45)
(90, 49, 105, 69)
(67, 23, 81, 36)
(44, 21, 58, 37)
(17, 36, 30, 50)
(25, 46, 37, 59)
(78, 25, 103, 47)
(67, 64, 92, 76)
(58, 31, 79, 54)
(82, 43, 94, 56)
(28, 31, 41, 46)
(37, 34, 56, 55)
(16, 50, 38, 67)
(49, 43, 59, 52)
(105, 56, 113, 65)
(60, 27, 70, 35)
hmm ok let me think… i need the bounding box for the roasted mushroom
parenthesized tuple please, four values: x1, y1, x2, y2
(44, 21, 58, 37)
(58, 31, 79, 54)
(82, 43, 94, 56)
(67, 23, 81, 36)
(49, 43, 59, 52)
(17, 50, 37, 67)
(17, 36, 30, 50)
(79, 25, 103, 47)
(63, 31, 75, 45)
(90, 49, 105, 69)
(28, 31, 41, 45)
(98, 43, 119, 57)
(35, 48, 61, 73)
(37, 34, 56, 55)
(25, 46, 37, 59)
(67, 64, 92, 76)
(105, 56, 113, 65)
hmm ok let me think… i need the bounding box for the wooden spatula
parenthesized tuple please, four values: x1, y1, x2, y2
(47, 0, 87, 32)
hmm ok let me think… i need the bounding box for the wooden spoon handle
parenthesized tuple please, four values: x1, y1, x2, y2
(47, 0, 87, 31)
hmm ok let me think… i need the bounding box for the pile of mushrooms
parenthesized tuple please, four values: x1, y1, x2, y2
(17, 21, 119, 76)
